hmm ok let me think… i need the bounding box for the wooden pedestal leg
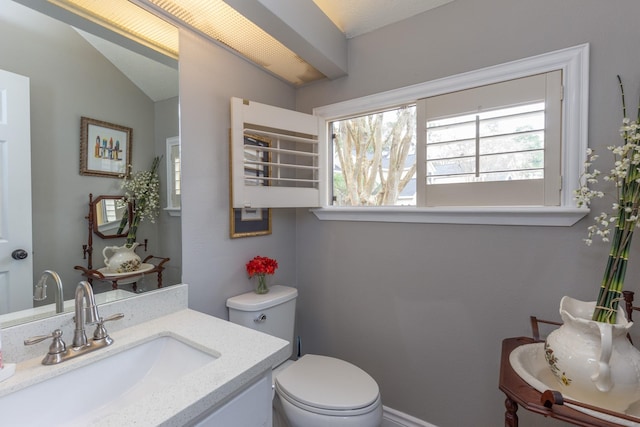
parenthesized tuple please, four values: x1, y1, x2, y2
(505, 397, 518, 427)
(157, 269, 163, 288)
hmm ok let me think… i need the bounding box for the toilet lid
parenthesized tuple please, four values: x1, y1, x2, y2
(275, 354, 379, 411)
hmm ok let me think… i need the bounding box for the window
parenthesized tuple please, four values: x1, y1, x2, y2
(314, 44, 589, 226)
(229, 44, 590, 225)
(165, 136, 181, 215)
(329, 72, 561, 209)
(331, 105, 417, 206)
(420, 71, 561, 207)
(426, 102, 546, 185)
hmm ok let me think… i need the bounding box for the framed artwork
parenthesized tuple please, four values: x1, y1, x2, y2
(230, 134, 272, 238)
(80, 116, 132, 178)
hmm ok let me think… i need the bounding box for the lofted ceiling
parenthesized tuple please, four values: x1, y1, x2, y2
(100, 0, 454, 99)
(313, 0, 455, 38)
(75, 28, 179, 102)
(12, 0, 455, 100)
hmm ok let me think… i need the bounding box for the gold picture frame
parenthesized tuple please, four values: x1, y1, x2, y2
(80, 116, 132, 178)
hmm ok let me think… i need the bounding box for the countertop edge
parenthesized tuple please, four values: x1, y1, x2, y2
(0, 305, 289, 426)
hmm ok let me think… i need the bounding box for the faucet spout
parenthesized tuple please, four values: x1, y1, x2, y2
(72, 281, 100, 348)
(34, 270, 64, 313)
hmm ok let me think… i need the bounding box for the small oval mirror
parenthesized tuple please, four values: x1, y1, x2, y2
(91, 195, 131, 239)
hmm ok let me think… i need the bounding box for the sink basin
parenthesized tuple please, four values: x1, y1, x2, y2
(510, 342, 640, 426)
(0, 335, 217, 426)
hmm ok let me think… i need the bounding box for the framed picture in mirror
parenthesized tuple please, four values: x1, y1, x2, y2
(80, 116, 132, 178)
(230, 134, 272, 238)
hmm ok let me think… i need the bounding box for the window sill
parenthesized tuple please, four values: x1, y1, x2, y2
(164, 207, 181, 217)
(310, 206, 589, 226)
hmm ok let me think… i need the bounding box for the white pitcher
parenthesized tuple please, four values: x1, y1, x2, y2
(544, 296, 640, 412)
(102, 243, 141, 274)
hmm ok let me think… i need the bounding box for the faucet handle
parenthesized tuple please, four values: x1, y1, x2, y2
(93, 313, 124, 341)
(24, 329, 67, 354)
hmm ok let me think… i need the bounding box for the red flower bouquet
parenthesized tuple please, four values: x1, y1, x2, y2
(246, 256, 278, 294)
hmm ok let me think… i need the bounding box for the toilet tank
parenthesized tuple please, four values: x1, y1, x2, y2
(226, 285, 297, 365)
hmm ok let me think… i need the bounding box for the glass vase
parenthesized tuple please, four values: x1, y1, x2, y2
(254, 274, 269, 294)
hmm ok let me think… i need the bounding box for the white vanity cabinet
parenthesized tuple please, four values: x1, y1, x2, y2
(192, 371, 272, 427)
(0, 286, 289, 426)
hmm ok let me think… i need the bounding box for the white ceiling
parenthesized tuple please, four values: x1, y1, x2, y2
(313, 0, 455, 38)
(67, 0, 455, 100)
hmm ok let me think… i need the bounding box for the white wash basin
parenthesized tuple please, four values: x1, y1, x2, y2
(0, 335, 217, 426)
(509, 343, 640, 426)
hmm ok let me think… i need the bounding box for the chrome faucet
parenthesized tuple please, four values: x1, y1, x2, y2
(72, 281, 100, 348)
(24, 281, 124, 365)
(33, 270, 64, 313)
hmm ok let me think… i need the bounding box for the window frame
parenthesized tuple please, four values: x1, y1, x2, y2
(312, 43, 590, 226)
(164, 135, 181, 216)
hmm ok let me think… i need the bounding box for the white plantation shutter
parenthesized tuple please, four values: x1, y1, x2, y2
(230, 97, 326, 208)
(420, 71, 562, 206)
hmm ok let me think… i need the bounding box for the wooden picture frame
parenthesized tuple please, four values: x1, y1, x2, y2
(80, 116, 132, 178)
(230, 134, 272, 238)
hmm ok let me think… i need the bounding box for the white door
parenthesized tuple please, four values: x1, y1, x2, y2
(0, 69, 33, 315)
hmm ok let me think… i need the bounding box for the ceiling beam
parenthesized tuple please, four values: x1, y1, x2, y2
(223, 0, 348, 80)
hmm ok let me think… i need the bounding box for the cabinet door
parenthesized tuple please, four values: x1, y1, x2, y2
(193, 372, 272, 426)
(230, 97, 327, 208)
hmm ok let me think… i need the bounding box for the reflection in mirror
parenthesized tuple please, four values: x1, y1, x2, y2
(0, 289, 134, 329)
(92, 195, 131, 239)
(0, 0, 181, 328)
(166, 136, 181, 211)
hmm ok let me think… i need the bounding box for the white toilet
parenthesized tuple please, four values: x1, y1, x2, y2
(227, 285, 383, 427)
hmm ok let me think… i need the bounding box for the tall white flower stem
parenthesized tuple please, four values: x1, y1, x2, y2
(592, 75, 640, 323)
(594, 210, 634, 322)
(117, 156, 161, 248)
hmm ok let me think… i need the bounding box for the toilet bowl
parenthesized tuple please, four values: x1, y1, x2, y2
(274, 354, 382, 427)
(227, 285, 382, 427)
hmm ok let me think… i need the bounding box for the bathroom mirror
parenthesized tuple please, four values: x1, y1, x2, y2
(0, 0, 181, 326)
(92, 195, 131, 239)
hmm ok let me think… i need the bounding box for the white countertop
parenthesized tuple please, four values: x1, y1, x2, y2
(0, 307, 289, 426)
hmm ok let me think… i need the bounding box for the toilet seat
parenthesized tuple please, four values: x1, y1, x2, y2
(274, 354, 381, 417)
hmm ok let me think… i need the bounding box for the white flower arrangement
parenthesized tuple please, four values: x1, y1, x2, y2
(118, 156, 161, 247)
(574, 76, 640, 323)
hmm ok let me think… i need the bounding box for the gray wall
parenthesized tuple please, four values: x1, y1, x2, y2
(179, 29, 299, 319)
(154, 97, 182, 287)
(7, 0, 640, 425)
(293, 0, 640, 426)
(0, 1, 178, 300)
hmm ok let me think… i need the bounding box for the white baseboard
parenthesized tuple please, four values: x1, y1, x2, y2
(381, 406, 438, 427)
